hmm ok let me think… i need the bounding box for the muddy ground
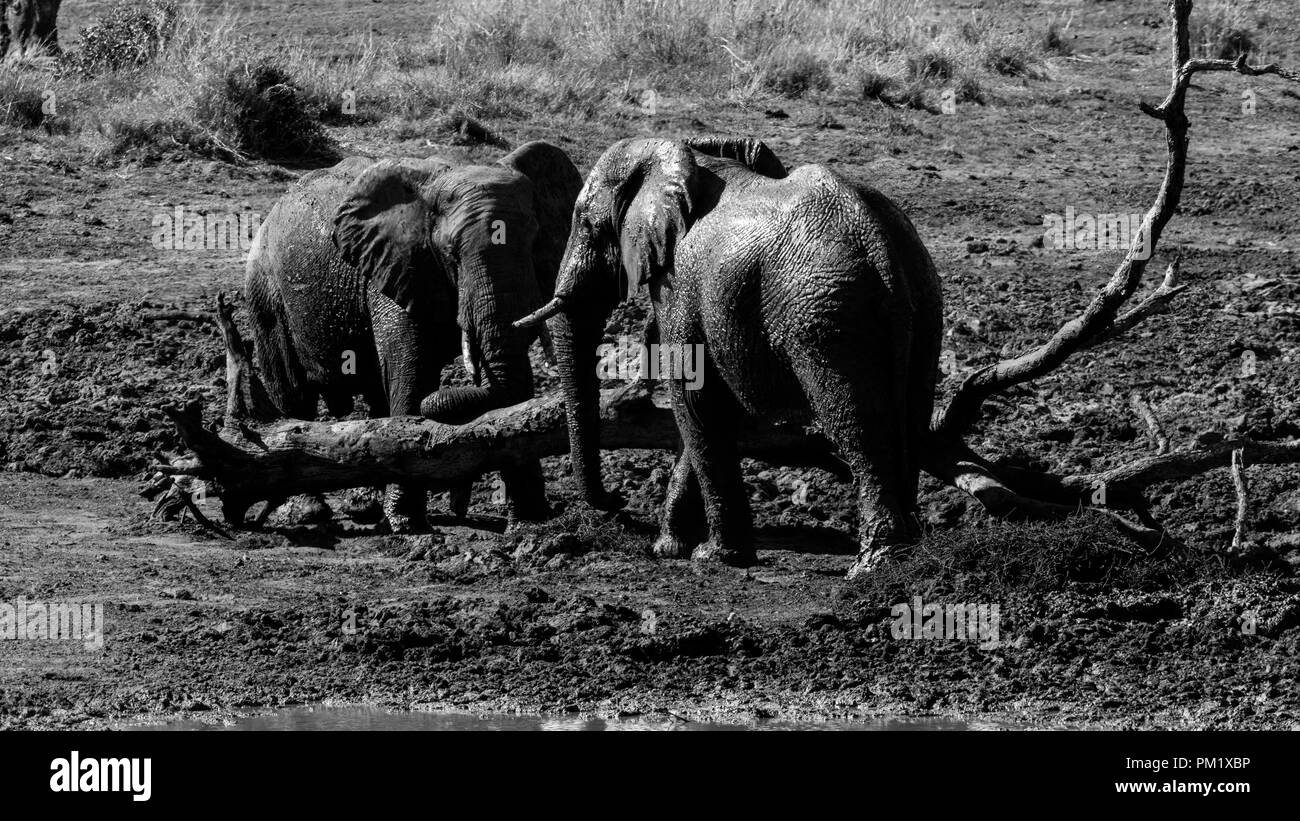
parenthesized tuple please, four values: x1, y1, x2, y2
(1, 0, 1299, 729)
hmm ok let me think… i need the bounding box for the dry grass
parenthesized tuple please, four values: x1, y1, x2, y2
(1191, 0, 1289, 62)
(1, 0, 1061, 163)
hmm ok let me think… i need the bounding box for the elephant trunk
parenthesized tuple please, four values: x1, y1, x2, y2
(421, 256, 536, 423)
(551, 306, 620, 509)
(516, 215, 622, 510)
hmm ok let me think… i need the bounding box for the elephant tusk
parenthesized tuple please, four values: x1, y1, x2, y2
(514, 294, 568, 328)
(461, 329, 480, 384)
(537, 322, 556, 365)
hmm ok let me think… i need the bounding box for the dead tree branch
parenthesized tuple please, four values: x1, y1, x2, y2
(1130, 391, 1169, 455)
(1230, 448, 1249, 552)
(933, 1, 1297, 440)
(922, 0, 1300, 540)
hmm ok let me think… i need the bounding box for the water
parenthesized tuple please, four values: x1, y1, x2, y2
(127, 706, 1013, 731)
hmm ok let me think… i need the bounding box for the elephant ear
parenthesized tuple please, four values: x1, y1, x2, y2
(614, 139, 698, 296)
(685, 136, 787, 179)
(497, 141, 583, 298)
(333, 159, 449, 311)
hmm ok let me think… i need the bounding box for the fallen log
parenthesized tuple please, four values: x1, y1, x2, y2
(157, 294, 848, 526)
(162, 383, 852, 526)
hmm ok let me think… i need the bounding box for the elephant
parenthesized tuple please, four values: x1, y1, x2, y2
(516, 136, 942, 578)
(245, 140, 582, 532)
(1, 0, 61, 60)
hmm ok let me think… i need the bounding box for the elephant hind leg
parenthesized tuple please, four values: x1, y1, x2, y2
(670, 360, 755, 567)
(791, 352, 912, 578)
(653, 451, 707, 559)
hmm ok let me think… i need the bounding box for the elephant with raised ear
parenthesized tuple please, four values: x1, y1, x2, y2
(517, 136, 942, 578)
(245, 140, 582, 532)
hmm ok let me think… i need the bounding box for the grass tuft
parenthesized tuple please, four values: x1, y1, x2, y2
(0, 70, 47, 128)
(763, 50, 832, 98)
(850, 515, 1216, 604)
(60, 0, 180, 76)
(192, 59, 336, 162)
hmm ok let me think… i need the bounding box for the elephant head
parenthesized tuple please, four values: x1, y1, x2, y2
(514, 138, 703, 509)
(333, 157, 546, 416)
(516, 136, 786, 509)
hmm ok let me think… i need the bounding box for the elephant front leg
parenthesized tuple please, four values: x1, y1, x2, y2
(652, 451, 707, 558)
(372, 301, 437, 534)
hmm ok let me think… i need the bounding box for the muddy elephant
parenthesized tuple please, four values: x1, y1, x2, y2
(245, 141, 582, 531)
(1, 0, 61, 59)
(517, 137, 942, 578)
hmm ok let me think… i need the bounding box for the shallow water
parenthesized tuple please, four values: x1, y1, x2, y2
(127, 706, 1014, 731)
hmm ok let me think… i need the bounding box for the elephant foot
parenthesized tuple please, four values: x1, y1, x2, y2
(447, 481, 472, 519)
(269, 494, 333, 527)
(845, 528, 915, 580)
(382, 512, 432, 535)
(845, 547, 891, 580)
(338, 487, 384, 524)
(384, 485, 430, 534)
(691, 540, 757, 568)
(652, 534, 694, 559)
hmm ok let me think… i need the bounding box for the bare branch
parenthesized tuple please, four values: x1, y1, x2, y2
(1129, 391, 1170, 455)
(934, 0, 1300, 439)
(1230, 448, 1249, 552)
(1058, 438, 1300, 495)
(921, 440, 1165, 548)
(1085, 262, 1188, 350)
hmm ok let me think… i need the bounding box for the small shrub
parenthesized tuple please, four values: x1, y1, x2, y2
(1214, 28, 1254, 59)
(954, 74, 985, 104)
(986, 44, 1031, 77)
(886, 80, 930, 112)
(763, 51, 832, 98)
(907, 49, 954, 81)
(1043, 22, 1073, 55)
(860, 69, 892, 100)
(61, 0, 179, 76)
(193, 59, 335, 161)
(0, 71, 46, 128)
